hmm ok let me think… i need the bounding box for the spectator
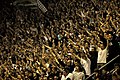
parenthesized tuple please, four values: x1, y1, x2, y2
(0, 0, 119, 80)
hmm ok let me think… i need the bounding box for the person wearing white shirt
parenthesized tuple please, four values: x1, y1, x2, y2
(61, 68, 74, 80)
(97, 40, 109, 68)
(80, 52, 91, 77)
(73, 65, 85, 80)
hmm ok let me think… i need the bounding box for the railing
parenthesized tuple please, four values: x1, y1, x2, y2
(86, 55, 120, 80)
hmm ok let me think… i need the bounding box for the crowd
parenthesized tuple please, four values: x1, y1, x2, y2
(0, 0, 120, 80)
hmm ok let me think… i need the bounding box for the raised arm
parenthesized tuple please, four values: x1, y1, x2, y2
(110, 16, 117, 30)
(105, 39, 109, 49)
(71, 53, 81, 61)
(44, 45, 60, 65)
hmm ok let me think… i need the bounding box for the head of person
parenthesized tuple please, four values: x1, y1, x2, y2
(114, 63, 120, 70)
(74, 65, 83, 72)
(100, 42, 105, 50)
(80, 52, 87, 60)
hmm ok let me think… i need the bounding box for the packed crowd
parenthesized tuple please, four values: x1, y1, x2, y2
(0, 0, 120, 80)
